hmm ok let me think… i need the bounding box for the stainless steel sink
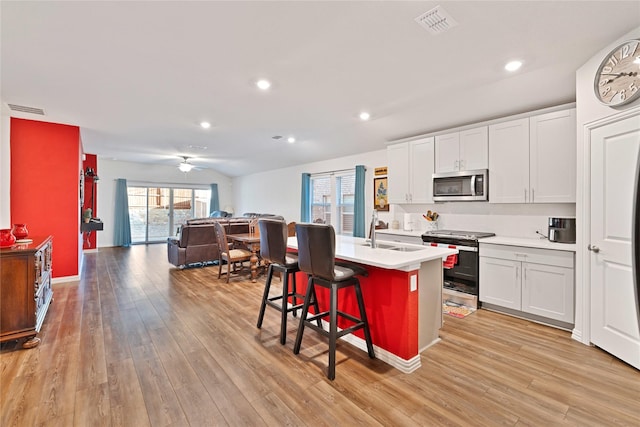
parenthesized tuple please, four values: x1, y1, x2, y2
(360, 242, 396, 249)
(361, 242, 423, 252)
(388, 246, 423, 252)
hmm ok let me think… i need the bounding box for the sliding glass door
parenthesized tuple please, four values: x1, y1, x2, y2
(128, 186, 210, 243)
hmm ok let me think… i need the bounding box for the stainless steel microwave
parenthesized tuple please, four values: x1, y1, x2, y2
(433, 169, 488, 202)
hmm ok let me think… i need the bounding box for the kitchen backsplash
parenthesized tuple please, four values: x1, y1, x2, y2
(381, 203, 576, 238)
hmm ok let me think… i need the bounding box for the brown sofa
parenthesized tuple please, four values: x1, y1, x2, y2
(167, 218, 252, 268)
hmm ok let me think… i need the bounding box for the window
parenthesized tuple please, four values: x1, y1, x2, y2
(127, 186, 210, 243)
(309, 171, 355, 235)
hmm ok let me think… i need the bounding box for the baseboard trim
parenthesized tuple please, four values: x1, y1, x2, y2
(318, 319, 423, 373)
(52, 274, 80, 284)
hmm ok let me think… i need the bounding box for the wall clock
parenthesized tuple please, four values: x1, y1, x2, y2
(594, 39, 640, 107)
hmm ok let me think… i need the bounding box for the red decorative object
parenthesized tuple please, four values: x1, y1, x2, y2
(12, 223, 28, 239)
(0, 229, 16, 248)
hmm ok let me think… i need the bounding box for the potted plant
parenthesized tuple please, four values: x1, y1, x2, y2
(83, 208, 92, 223)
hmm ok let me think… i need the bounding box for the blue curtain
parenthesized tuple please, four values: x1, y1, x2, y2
(209, 183, 220, 213)
(113, 178, 132, 247)
(300, 173, 311, 222)
(353, 165, 366, 237)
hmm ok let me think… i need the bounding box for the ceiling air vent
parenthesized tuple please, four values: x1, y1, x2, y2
(7, 103, 45, 115)
(415, 5, 458, 35)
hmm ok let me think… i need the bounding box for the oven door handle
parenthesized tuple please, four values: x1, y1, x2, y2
(423, 242, 477, 252)
(452, 245, 477, 252)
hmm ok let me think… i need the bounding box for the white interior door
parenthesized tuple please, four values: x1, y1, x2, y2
(590, 113, 640, 370)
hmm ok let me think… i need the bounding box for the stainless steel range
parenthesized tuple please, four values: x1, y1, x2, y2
(421, 229, 495, 308)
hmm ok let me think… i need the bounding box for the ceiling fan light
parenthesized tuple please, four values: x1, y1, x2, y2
(178, 162, 194, 172)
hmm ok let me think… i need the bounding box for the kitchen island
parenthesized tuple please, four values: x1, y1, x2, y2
(287, 235, 457, 373)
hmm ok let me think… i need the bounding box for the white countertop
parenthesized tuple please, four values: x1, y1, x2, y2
(377, 229, 577, 252)
(287, 235, 456, 270)
(480, 236, 577, 252)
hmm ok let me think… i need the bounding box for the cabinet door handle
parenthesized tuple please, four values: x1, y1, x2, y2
(514, 252, 528, 258)
(524, 188, 527, 202)
(454, 160, 459, 170)
(531, 188, 535, 202)
(459, 159, 464, 170)
(516, 266, 519, 280)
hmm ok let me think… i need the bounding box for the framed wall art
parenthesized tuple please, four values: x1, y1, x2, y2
(374, 177, 389, 211)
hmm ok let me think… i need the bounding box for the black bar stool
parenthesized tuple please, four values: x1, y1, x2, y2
(293, 223, 375, 380)
(256, 218, 315, 345)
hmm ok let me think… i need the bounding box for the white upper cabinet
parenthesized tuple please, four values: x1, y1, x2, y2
(435, 126, 488, 173)
(459, 126, 489, 171)
(529, 108, 576, 203)
(387, 143, 410, 205)
(435, 132, 460, 173)
(489, 118, 530, 203)
(410, 137, 435, 204)
(489, 108, 576, 204)
(387, 137, 434, 204)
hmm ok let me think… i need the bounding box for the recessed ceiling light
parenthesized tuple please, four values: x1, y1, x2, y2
(505, 60, 523, 72)
(287, 137, 296, 143)
(200, 121, 211, 129)
(256, 79, 271, 90)
(359, 112, 371, 121)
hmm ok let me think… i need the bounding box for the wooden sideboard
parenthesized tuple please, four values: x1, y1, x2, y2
(0, 235, 53, 348)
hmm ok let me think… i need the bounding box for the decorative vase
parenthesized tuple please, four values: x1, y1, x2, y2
(11, 223, 28, 239)
(0, 229, 16, 248)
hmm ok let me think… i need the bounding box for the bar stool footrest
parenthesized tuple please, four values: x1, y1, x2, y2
(302, 312, 366, 338)
(266, 299, 305, 313)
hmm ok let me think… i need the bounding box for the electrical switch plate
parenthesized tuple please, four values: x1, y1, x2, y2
(410, 275, 417, 292)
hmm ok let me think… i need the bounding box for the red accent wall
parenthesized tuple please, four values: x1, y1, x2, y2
(10, 118, 81, 278)
(82, 154, 98, 249)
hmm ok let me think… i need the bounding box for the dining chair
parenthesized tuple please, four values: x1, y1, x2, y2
(213, 221, 252, 283)
(287, 221, 296, 237)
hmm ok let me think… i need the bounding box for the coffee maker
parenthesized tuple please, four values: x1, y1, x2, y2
(548, 217, 576, 243)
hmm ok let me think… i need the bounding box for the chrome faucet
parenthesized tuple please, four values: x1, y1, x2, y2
(370, 210, 378, 248)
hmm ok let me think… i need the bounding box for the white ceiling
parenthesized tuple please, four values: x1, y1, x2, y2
(2, 1, 639, 177)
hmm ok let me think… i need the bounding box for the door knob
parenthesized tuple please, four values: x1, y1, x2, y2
(587, 244, 600, 253)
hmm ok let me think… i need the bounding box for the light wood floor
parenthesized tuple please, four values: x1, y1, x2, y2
(1, 244, 639, 426)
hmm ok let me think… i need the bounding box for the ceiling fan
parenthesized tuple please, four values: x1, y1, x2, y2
(178, 156, 195, 173)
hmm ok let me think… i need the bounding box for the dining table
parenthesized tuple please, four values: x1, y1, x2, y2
(226, 232, 262, 282)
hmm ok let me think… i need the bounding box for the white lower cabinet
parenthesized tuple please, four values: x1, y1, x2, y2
(479, 244, 574, 324)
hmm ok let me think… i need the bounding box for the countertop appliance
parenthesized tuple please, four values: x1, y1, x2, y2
(422, 229, 495, 308)
(432, 169, 488, 202)
(548, 217, 576, 243)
